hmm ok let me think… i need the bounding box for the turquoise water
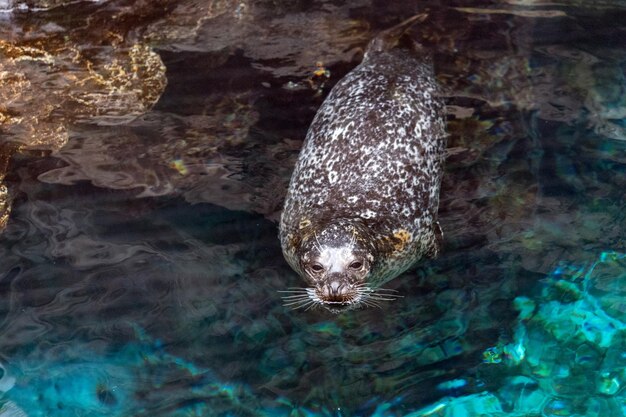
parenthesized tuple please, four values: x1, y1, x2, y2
(0, 1, 626, 416)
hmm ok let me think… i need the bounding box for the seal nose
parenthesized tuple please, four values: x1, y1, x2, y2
(329, 280, 342, 297)
(320, 275, 350, 302)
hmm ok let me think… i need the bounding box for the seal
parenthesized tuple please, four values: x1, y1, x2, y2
(279, 14, 446, 313)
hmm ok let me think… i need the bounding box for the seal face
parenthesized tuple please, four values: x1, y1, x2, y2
(279, 19, 446, 313)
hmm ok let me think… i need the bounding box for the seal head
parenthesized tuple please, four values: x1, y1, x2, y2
(287, 219, 380, 313)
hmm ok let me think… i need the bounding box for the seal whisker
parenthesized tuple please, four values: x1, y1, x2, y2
(368, 288, 402, 295)
(294, 302, 315, 311)
(282, 292, 312, 299)
(304, 301, 320, 311)
(369, 293, 404, 300)
(369, 290, 403, 297)
(361, 299, 382, 309)
(349, 303, 363, 311)
(366, 292, 403, 300)
(368, 297, 397, 301)
(313, 231, 323, 254)
(289, 303, 313, 311)
(283, 300, 311, 307)
(283, 299, 312, 307)
(357, 293, 375, 300)
(285, 298, 316, 309)
(278, 291, 310, 296)
(282, 292, 315, 304)
(357, 286, 399, 293)
(281, 295, 312, 301)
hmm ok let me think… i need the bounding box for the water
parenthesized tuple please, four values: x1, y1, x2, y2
(0, 1, 625, 416)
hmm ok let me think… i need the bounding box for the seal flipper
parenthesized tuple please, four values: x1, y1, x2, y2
(425, 221, 443, 259)
(365, 13, 429, 56)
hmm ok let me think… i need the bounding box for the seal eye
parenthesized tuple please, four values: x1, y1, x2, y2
(349, 261, 363, 270)
(310, 263, 324, 273)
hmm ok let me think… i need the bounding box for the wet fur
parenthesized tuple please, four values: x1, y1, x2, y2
(279, 15, 447, 308)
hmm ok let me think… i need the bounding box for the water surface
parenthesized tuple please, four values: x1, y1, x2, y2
(1, 1, 626, 416)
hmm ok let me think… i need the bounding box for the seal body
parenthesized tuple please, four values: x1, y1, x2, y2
(279, 17, 446, 312)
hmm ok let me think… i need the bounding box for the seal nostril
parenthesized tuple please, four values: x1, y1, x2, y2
(329, 281, 341, 296)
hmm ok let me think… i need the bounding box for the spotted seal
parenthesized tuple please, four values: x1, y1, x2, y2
(279, 14, 446, 313)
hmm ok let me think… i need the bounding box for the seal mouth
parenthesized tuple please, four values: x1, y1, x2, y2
(322, 300, 358, 314)
(313, 286, 360, 313)
(279, 286, 402, 313)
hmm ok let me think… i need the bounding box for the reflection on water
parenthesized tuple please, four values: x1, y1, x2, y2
(0, 1, 626, 416)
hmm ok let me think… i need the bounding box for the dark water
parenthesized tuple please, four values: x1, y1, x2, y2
(1, 1, 626, 416)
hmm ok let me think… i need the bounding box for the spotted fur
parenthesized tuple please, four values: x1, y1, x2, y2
(279, 16, 446, 303)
